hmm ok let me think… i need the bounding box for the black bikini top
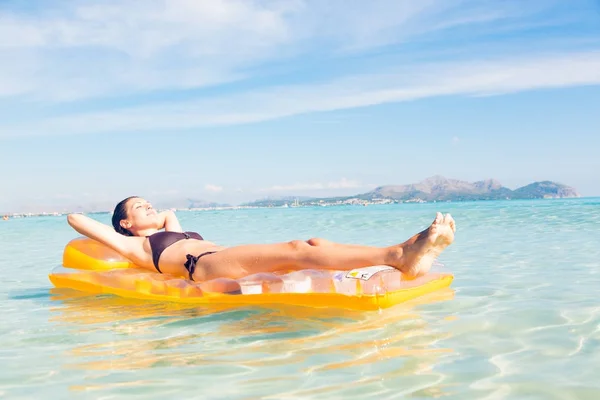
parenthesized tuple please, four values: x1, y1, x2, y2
(147, 231, 203, 272)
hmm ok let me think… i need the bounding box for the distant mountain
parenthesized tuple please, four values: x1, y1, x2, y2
(360, 176, 579, 202)
(512, 181, 580, 199)
(241, 176, 580, 207)
(364, 175, 512, 201)
(3, 177, 580, 215)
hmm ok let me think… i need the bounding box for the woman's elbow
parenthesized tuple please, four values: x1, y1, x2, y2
(67, 213, 80, 227)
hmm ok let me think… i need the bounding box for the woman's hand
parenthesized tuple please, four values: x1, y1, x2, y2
(67, 213, 135, 257)
(158, 210, 183, 232)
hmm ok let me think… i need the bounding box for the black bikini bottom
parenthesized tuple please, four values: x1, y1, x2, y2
(183, 251, 217, 281)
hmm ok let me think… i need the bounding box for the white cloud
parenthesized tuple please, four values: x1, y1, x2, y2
(452, 136, 460, 144)
(2, 50, 600, 137)
(0, 0, 598, 139)
(0, 0, 581, 102)
(261, 178, 364, 192)
(205, 184, 224, 192)
(0, 0, 291, 100)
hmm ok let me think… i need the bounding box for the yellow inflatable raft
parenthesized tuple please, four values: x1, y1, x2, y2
(49, 237, 453, 311)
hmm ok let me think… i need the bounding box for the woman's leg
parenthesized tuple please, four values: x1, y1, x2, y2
(195, 213, 456, 281)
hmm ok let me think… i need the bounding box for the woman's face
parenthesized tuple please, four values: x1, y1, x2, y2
(120, 197, 159, 232)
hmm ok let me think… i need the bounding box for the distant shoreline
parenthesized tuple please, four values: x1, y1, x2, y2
(1, 176, 582, 218)
(1, 196, 594, 220)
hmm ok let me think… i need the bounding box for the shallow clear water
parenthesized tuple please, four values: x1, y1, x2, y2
(1, 199, 599, 399)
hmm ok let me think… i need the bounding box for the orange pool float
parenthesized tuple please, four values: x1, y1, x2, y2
(49, 237, 453, 311)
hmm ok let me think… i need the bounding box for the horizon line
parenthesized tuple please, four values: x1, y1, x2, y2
(2, 195, 594, 218)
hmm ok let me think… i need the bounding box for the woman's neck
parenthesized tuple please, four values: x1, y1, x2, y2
(131, 227, 160, 237)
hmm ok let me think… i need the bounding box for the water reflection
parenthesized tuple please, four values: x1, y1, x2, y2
(49, 288, 456, 397)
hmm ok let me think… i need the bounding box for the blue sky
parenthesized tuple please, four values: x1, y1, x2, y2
(1, 0, 600, 213)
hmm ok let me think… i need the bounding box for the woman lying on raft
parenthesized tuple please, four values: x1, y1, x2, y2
(67, 196, 456, 282)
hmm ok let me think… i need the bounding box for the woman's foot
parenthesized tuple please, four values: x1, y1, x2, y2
(388, 212, 456, 277)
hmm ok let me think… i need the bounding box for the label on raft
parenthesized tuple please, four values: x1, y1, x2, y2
(344, 265, 395, 281)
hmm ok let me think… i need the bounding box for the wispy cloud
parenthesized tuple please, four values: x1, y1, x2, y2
(2, 50, 600, 137)
(0, 0, 291, 100)
(0, 0, 598, 137)
(205, 184, 224, 193)
(0, 0, 586, 100)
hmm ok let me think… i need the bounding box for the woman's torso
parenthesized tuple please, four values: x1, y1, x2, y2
(127, 233, 224, 275)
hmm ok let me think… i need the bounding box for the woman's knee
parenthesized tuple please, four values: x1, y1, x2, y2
(287, 240, 310, 251)
(286, 238, 329, 258)
(306, 237, 330, 247)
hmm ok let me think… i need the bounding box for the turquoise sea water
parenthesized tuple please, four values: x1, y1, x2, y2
(1, 198, 599, 399)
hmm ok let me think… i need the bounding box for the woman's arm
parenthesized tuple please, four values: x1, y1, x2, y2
(157, 210, 183, 232)
(67, 213, 135, 257)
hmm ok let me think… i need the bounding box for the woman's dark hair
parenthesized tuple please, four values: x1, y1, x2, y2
(112, 196, 138, 236)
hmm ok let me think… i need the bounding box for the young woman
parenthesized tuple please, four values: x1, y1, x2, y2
(67, 196, 456, 282)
